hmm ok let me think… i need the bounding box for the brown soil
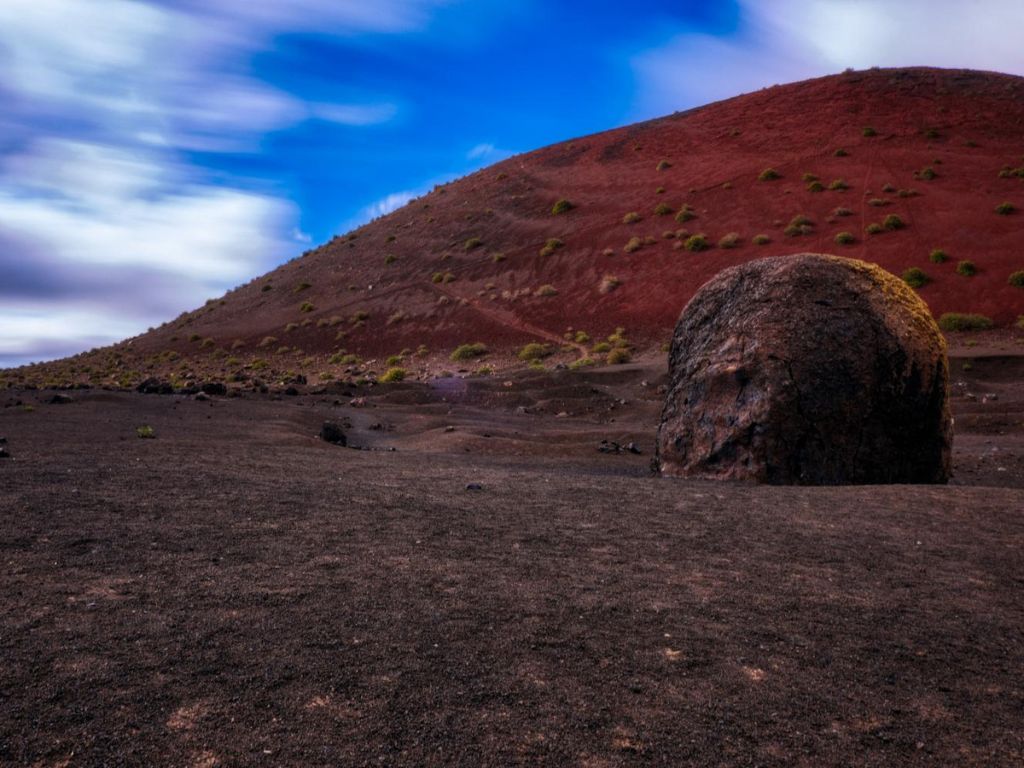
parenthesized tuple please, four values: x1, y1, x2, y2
(2, 355, 1022, 766)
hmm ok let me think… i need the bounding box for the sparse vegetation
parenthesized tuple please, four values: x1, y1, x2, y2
(450, 342, 488, 361)
(534, 284, 558, 297)
(674, 206, 696, 223)
(656, 160, 671, 171)
(540, 238, 564, 257)
(654, 203, 673, 216)
(718, 232, 740, 249)
(294, 281, 312, 293)
(834, 231, 856, 245)
(834, 207, 853, 217)
(384, 253, 397, 265)
(752, 234, 771, 245)
(683, 234, 709, 252)
(1008, 271, 1024, 287)
(551, 198, 574, 215)
(956, 260, 977, 277)
(828, 179, 849, 191)
(806, 181, 824, 192)
(996, 201, 1015, 215)
(929, 249, 948, 264)
(606, 348, 631, 365)
(623, 211, 642, 224)
(624, 236, 643, 253)
(902, 267, 929, 288)
(937, 313, 993, 331)
(865, 223, 883, 235)
(299, 301, 314, 313)
(883, 214, 905, 230)
(784, 215, 813, 237)
(464, 237, 483, 251)
(917, 166, 937, 180)
(801, 173, 818, 183)
(862, 126, 877, 137)
(492, 252, 506, 263)
(833, 148, 848, 157)
(599, 274, 621, 293)
(518, 343, 552, 361)
(867, 198, 888, 207)
(136, 425, 156, 439)
(758, 168, 781, 181)
(380, 367, 407, 383)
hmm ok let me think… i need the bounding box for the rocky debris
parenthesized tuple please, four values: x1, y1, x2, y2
(982, 393, 999, 403)
(201, 382, 227, 396)
(284, 387, 299, 397)
(48, 394, 74, 405)
(0, 436, 7, 444)
(598, 440, 642, 455)
(657, 254, 952, 484)
(349, 397, 367, 407)
(465, 482, 483, 491)
(444, 426, 456, 433)
(0, 444, 9, 459)
(194, 392, 209, 402)
(137, 378, 174, 395)
(320, 422, 347, 446)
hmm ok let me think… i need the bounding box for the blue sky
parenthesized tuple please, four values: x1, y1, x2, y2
(2, 0, 1023, 367)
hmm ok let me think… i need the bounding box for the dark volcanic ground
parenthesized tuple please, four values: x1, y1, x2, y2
(1, 357, 1023, 766)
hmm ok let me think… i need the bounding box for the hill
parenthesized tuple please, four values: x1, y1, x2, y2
(6, 66, 1024, 388)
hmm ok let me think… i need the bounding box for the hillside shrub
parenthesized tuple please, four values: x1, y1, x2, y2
(380, 367, 406, 383)
(450, 343, 487, 361)
(883, 214, 905, 230)
(937, 313, 993, 331)
(624, 237, 643, 253)
(300, 301, 314, 313)
(758, 168, 781, 181)
(540, 238, 564, 257)
(807, 181, 824, 192)
(902, 267, 929, 288)
(834, 231, 855, 245)
(551, 198, 574, 215)
(996, 201, 1015, 215)
(1008, 271, 1024, 287)
(657, 160, 671, 171)
(518, 343, 552, 361)
(828, 179, 849, 191)
(535, 284, 558, 297)
(684, 234, 709, 251)
(752, 234, 771, 245)
(674, 206, 696, 223)
(654, 203, 673, 216)
(834, 148, 849, 157)
(929, 249, 948, 264)
(718, 232, 740, 249)
(606, 348, 631, 365)
(956, 260, 977, 276)
(623, 211, 642, 224)
(865, 223, 883, 235)
(599, 274, 621, 293)
(862, 126, 877, 137)
(464, 237, 483, 251)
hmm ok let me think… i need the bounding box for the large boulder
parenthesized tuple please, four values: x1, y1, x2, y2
(656, 254, 952, 484)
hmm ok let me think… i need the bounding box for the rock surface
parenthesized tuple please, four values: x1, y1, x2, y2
(656, 254, 952, 484)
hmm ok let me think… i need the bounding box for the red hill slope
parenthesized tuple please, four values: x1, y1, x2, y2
(10, 67, 1024, 385)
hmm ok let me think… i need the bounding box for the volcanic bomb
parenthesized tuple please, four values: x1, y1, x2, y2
(656, 253, 952, 485)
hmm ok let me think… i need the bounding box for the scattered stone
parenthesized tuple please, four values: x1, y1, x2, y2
(194, 392, 209, 402)
(982, 393, 999, 403)
(444, 425, 456, 433)
(556, 411, 569, 418)
(0, 446, 9, 459)
(284, 387, 299, 397)
(626, 442, 642, 455)
(349, 397, 366, 407)
(656, 254, 952, 484)
(320, 421, 347, 446)
(465, 482, 483, 491)
(48, 394, 74, 405)
(136, 378, 174, 395)
(201, 382, 227, 396)
(598, 439, 641, 455)
(0, 436, 6, 444)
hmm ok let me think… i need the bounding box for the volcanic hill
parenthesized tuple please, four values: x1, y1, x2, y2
(9, 66, 1024, 387)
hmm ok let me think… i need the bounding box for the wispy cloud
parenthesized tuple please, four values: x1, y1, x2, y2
(467, 143, 515, 163)
(631, 0, 1024, 117)
(359, 191, 420, 222)
(0, 0, 450, 366)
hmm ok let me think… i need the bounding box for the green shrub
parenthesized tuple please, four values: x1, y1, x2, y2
(491, 252, 506, 263)
(136, 425, 156, 439)
(918, 167, 937, 180)
(656, 160, 671, 171)
(956, 260, 977, 277)
(784, 215, 813, 237)
(540, 238, 564, 257)
(299, 301, 314, 313)
(867, 198, 888, 207)
(828, 179, 849, 191)
(518, 343, 552, 361)
(801, 173, 818, 182)
(882, 183, 896, 193)
(574, 330, 590, 343)
(385, 354, 403, 366)
(929, 249, 948, 264)
(902, 267, 929, 288)
(834, 207, 853, 217)
(654, 203, 673, 216)
(897, 189, 918, 198)
(865, 223, 883, 235)
(883, 214, 905, 230)
(806, 181, 824, 192)
(606, 348, 631, 365)
(464, 237, 483, 251)
(568, 358, 596, 370)
(684, 234, 709, 251)
(450, 343, 488, 361)
(1008, 271, 1024, 287)
(937, 313, 993, 331)
(592, 341, 611, 354)
(623, 236, 643, 253)
(833, 148, 849, 157)
(834, 231, 855, 245)
(862, 126, 877, 137)
(758, 168, 781, 181)
(718, 232, 740, 249)
(996, 201, 1015, 215)
(294, 281, 312, 292)
(261, 283, 273, 292)
(674, 206, 696, 223)
(623, 211, 642, 224)
(551, 198, 574, 215)
(752, 234, 771, 245)
(599, 274, 621, 293)
(534, 284, 558, 297)
(380, 367, 406, 383)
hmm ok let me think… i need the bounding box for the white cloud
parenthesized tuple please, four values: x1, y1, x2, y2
(360, 191, 419, 221)
(467, 142, 515, 162)
(311, 102, 400, 126)
(631, 0, 1024, 117)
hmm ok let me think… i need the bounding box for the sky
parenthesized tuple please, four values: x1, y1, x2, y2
(2, 0, 1024, 368)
